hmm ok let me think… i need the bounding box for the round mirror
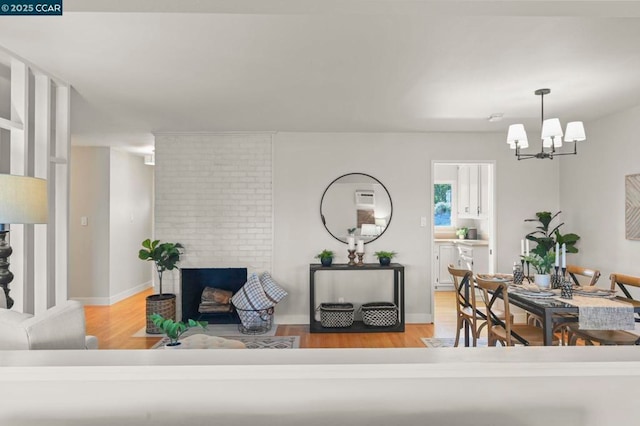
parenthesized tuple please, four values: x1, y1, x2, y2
(320, 173, 393, 244)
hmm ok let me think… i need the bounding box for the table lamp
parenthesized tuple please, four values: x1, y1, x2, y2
(0, 174, 48, 309)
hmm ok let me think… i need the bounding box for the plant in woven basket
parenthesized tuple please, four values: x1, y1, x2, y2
(138, 239, 184, 296)
(149, 313, 207, 347)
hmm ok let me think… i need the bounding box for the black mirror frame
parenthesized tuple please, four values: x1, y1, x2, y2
(319, 172, 393, 245)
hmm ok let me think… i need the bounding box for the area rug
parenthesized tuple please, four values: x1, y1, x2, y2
(421, 337, 489, 348)
(151, 330, 299, 349)
(133, 323, 277, 338)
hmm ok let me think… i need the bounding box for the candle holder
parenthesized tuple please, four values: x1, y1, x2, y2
(525, 261, 531, 283)
(347, 250, 356, 266)
(356, 252, 364, 266)
(551, 266, 561, 289)
(560, 278, 573, 299)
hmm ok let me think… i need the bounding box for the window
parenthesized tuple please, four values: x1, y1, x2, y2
(434, 182, 455, 228)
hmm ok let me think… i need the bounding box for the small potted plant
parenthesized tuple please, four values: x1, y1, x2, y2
(149, 313, 207, 348)
(315, 249, 335, 267)
(374, 251, 396, 266)
(456, 227, 468, 239)
(522, 252, 555, 288)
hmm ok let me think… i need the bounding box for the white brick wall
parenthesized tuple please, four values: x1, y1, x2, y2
(154, 133, 273, 292)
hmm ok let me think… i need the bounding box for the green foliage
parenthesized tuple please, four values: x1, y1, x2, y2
(434, 201, 451, 215)
(374, 251, 397, 259)
(150, 313, 207, 346)
(315, 249, 335, 260)
(434, 183, 451, 204)
(139, 239, 184, 295)
(347, 228, 356, 235)
(456, 227, 468, 237)
(524, 211, 580, 257)
(523, 252, 556, 275)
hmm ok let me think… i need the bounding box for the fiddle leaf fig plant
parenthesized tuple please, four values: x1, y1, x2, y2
(139, 239, 184, 295)
(525, 211, 580, 258)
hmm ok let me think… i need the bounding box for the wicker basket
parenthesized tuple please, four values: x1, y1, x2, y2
(318, 303, 355, 328)
(235, 306, 274, 335)
(146, 294, 177, 334)
(361, 302, 398, 327)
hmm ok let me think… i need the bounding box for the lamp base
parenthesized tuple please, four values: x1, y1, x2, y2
(0, 230, 14, 309)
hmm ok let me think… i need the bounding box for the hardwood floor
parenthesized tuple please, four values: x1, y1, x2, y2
(85, 288, 458, 349)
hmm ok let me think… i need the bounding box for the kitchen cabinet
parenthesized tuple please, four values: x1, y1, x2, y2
(434, 242, 457, 290)
(457, 164, 488, 219)
(456, 243, 489, 275)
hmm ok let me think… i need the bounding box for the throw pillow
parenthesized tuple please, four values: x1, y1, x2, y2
(259, 272, 288, 304)
(231, 273, 274, 311)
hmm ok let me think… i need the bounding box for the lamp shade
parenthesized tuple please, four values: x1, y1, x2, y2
(564, 121, 586, 142)
(541, 118, 563, 139)
(507, 124, 528, 144)
(0, 175, 48, 224)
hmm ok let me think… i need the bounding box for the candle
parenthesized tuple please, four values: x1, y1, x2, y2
(520, 239, 525, 256)
(357, 240, 364, 253)
(555, 243, 560, 267)
(562, 243, 567, 268)
(525, 240, 530, 256)
(347, 236, 355, 251)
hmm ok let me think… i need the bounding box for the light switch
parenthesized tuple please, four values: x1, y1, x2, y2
(420, 216, 428, 227)
(81, 216, 88, 226)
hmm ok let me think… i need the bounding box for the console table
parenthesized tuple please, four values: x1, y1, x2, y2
(309, 263, 405, 333)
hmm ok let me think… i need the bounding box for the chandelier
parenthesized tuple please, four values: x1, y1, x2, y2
(506, 88, 586, 160)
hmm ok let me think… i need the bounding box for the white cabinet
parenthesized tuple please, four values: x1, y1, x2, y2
(434, 243, 457, 290)
(457, 164, 489, 219)
(456, 243, 489, 275)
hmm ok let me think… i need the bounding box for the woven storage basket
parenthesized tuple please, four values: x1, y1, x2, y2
(361, 302, 398, 327)
(146, 294, 177, 334)
(235, 306, 274, 335)
(319, 303, 354, 328)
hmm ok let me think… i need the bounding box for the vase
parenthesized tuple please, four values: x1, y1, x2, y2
(534, 274, 551, 288)
(164, 341, 182, 349)
(321, 257, 333, 267)
(379, 257, 391, 266)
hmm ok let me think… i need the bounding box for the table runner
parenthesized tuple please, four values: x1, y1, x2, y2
(554, 295, 635, 330)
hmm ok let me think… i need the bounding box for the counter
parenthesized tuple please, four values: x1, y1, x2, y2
(434, 238, 489, 246)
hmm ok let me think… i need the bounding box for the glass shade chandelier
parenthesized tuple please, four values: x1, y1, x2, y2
(507, 88, 586, 160)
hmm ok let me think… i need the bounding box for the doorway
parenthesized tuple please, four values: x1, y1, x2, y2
(430, 161, 496, 330)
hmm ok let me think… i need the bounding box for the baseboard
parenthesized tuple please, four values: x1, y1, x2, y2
(73, 281, 152, 306)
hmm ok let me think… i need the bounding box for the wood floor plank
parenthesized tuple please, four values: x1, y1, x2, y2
(85, 289, 454, 349)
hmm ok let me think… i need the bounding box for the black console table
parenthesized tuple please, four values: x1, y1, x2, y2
(309, 263, 405, 333)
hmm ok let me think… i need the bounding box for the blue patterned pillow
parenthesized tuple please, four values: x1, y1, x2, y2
(232, 273, 273, 312)
(259, 272, 288, 304)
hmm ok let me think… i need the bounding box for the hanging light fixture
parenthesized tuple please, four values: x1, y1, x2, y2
(507, 88, 586, 160)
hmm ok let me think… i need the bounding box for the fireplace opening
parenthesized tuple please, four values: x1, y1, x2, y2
(180, 268, 248, 324)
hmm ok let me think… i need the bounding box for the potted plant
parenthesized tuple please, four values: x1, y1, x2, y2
(522, 252, 555, 288)
(315, 249, 335, 267)
(525, 211, 580, 257)
(374, 251, 397, 266)
(139, 239, 184, 333)
(149, 313, 207, 348)
(456, 227, 468, 239)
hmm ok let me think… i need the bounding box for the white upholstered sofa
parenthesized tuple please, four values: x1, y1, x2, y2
(0, 291, 98, 350)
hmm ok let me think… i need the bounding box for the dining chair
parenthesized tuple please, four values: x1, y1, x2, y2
(567, 273, 640, 346)
(448, 265, 510, 347)
(566, 264, 601, 287)
(475, 276, 560, 346)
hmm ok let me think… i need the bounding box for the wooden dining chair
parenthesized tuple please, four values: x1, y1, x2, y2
(475, 277, 560, 346)
(567, 273, 640, 346)
(448, 265, 483, 347)
(566, 264, 601, 287)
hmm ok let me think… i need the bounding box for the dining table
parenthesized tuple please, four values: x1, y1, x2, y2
(465, 276, 640, 346)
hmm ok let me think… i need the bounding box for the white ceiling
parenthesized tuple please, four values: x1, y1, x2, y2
(1, 0, 640, 152)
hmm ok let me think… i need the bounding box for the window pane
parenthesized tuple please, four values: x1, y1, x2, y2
(434, 184, 452, 226)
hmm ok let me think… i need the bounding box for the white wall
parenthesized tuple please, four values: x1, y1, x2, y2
(273, 132, 559, 323)
(560, 103, 640, 283)
(154, 133, 273, 295)
(109, 149, 154, 300)
(69, 147, 111, 300)
(69, 147, 154, 304)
